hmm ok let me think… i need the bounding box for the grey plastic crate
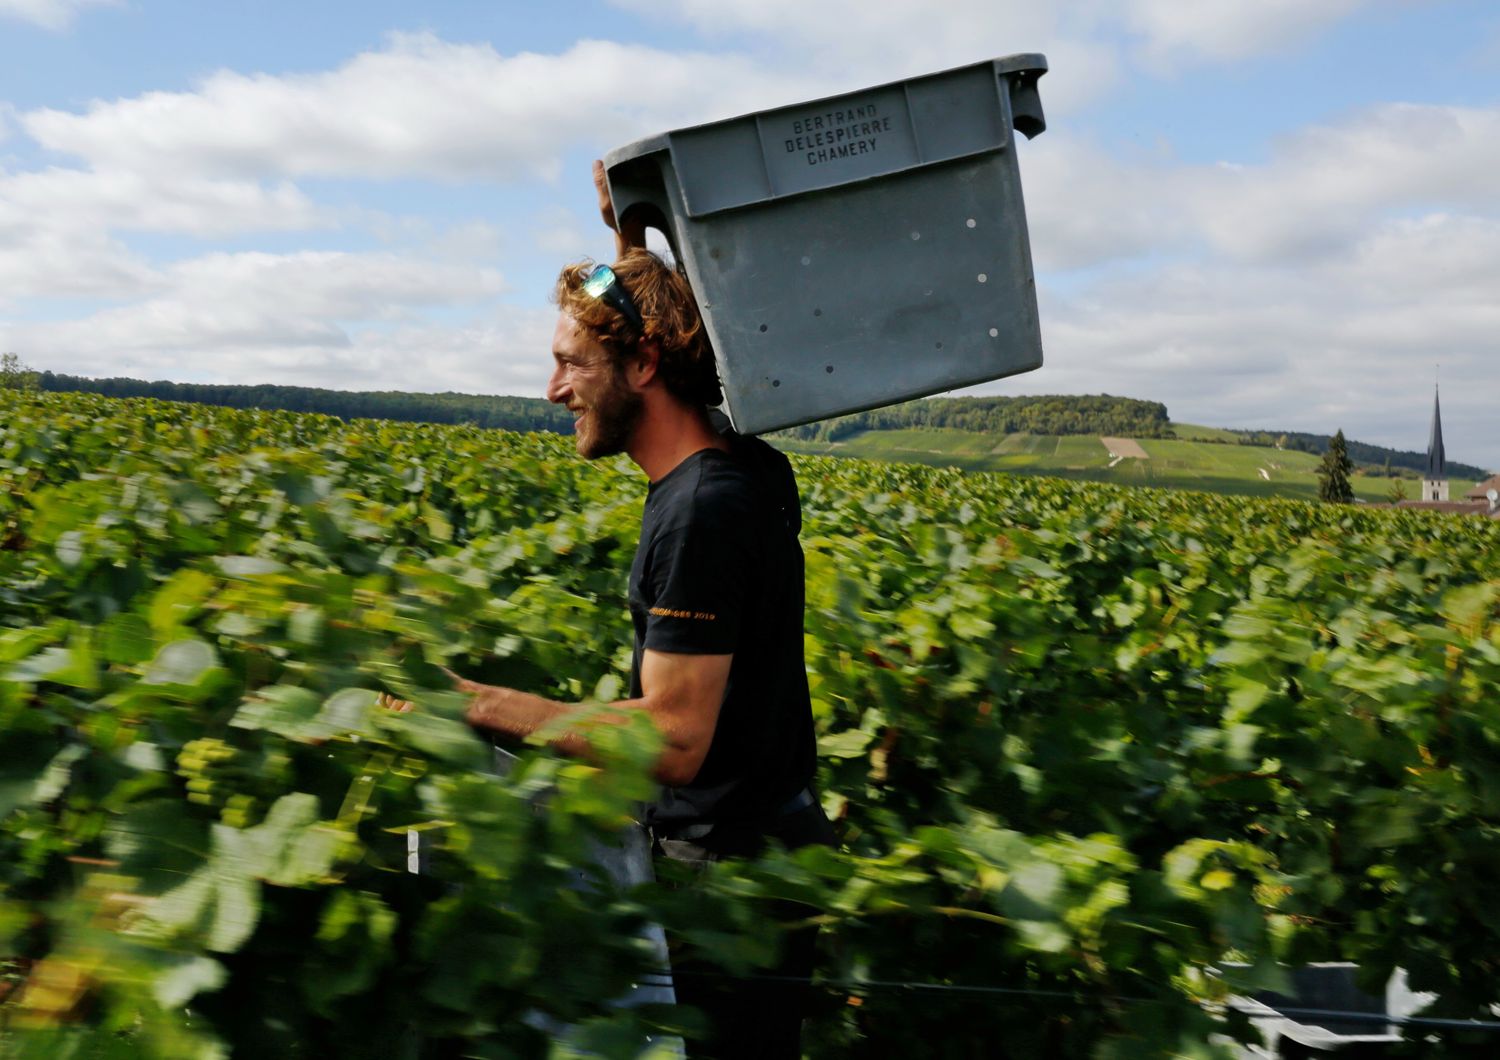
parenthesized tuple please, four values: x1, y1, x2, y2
(603, 54, 1049, 435)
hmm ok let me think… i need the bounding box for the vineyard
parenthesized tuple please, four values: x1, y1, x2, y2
(4, 389, 1500, 1057)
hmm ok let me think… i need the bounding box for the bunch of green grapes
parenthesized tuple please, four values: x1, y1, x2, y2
(175, 738, 262, 827)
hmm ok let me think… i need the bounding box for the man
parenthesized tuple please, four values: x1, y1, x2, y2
(429, 165, 833, 1057)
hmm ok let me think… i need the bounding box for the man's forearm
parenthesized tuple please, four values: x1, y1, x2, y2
(461, 672, 713, 786)
(466, 684, 576, 742)
(464, 683, 636, 761)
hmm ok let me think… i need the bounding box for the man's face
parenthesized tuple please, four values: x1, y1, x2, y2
(546, 313, 643, 460)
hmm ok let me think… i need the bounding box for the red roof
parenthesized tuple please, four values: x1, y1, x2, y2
(1464, 474, 1500, 500)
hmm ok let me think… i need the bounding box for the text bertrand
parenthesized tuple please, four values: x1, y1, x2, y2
(783, 102, 893, 167)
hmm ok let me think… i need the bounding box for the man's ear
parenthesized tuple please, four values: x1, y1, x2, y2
(628, 340, 661, 389)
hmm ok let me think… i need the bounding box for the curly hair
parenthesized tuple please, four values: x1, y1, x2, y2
(553, 248, 723, 408)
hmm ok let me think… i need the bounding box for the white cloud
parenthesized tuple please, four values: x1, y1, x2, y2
(4, 298, 555, 397)
(330, 309, 559, 395)
(1, 168, 325, 237)
(0, 166, 331, 305)
(1023, 101, 1500, 271)
(1012, 210, 1500, 469)
(1186, 103, 1500, 261)
(609, 0, 1119, 112)
(608, 0, 1391, 110)
(1023, 135, 1192, 270)
(423, 220, 507, 263)
(0, 226, 157, 303)
(0, 0, 115, 30)
(21, 33, 832, 183)
(1118, 0, 1414, 63)
(0, 249, 509, 382)
(160, 250, 504, 330)
(530, 206, 591, 259)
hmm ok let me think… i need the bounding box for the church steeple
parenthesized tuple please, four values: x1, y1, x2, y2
(1426, 387, 1445, 478)
(1423, 386, 1449, 501)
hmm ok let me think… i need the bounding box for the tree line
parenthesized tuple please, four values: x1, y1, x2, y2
(20, 366, 1485, 480)
(775, 394, 1175, 442)
(1235, 427, 1488, 481)
(32, 372, 573, 434)
(25, 377, 1175, 441)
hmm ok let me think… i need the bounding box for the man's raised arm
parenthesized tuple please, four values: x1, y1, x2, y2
(593, 159, 647, 258)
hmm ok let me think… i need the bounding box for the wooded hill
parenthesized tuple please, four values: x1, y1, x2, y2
(775, 394, 1175, 441)
(34, 372, 573, 434)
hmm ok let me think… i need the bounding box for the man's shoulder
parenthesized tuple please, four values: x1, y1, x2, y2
(727, 434, 801, 535)
(651, 439, 797, 533)
(678, 449, 759, 527)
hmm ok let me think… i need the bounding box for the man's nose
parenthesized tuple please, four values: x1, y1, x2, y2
(545, 364, 568, 404)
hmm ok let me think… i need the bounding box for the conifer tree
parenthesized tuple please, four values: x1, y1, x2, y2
(1317, 429, 1355, 503)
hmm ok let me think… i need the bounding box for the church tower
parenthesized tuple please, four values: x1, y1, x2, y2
(1422, 386, 1449, 502)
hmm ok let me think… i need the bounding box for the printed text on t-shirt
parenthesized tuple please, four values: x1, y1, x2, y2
(649, 606, 717, 621)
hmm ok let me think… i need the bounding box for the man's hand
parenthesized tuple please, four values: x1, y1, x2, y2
(376, 668, 477, 716)
(593, 159, 647, 257)
(377, 692, 414, 713)
(593, 159, 619, 236)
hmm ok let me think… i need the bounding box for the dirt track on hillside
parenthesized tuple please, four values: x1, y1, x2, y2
(1100, 437, 1148, 459)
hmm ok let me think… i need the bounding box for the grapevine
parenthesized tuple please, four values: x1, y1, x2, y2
(2, 388, 1498, 1057)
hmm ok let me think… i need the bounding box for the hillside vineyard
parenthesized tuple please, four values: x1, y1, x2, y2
(4, 389, 1500, 1057)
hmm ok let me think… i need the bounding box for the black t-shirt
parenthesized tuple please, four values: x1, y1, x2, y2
(629, 435, 815, 832)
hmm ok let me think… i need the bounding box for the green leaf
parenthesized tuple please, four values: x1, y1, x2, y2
(230, 685, 323, 739)
(208, 866, 261, 953)
(1014, 919, 1071, 953)
(271, 825, 346, 887)
(105, 800, 212, 893)
(147, 870, 215, 938)
(148, 568, 219, 634)
(1200, 869, 1235, 891)
(1226, 681, 1269, 719)
(375, 709, 493, 770)
(313, 688, 376, 738)
(152, 954, 227, 1008)
(1001, 861, 1064, 918)
(55, 530, 85, 569)
(242, 794, 320, 870)
(0, 624, 65, 664)
(215, 555, 287, 578)
(100, 612, 153, 665)
(0, 732, 68, 818)
(817, 729, 875, 759)
(120, 740, 167, 772)
(288, 606, 326, 646)
(142, 638, 220, 687)
(31, 743, 88, 804)
(7, 646, 82, 686)
(422, 503, 453, 542)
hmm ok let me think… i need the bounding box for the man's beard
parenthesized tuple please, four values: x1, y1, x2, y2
(574, 366, 643, 460)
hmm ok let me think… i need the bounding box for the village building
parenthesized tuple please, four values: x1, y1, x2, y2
(1394, 386, 1499, 518)
(1465, 474, 1500, 507)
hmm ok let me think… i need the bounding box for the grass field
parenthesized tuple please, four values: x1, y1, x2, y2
(1168, 421, 1243, 442)
(773, 425, 1443, 502)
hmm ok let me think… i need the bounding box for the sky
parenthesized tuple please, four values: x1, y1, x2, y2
(1, 0, 1497, 471)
